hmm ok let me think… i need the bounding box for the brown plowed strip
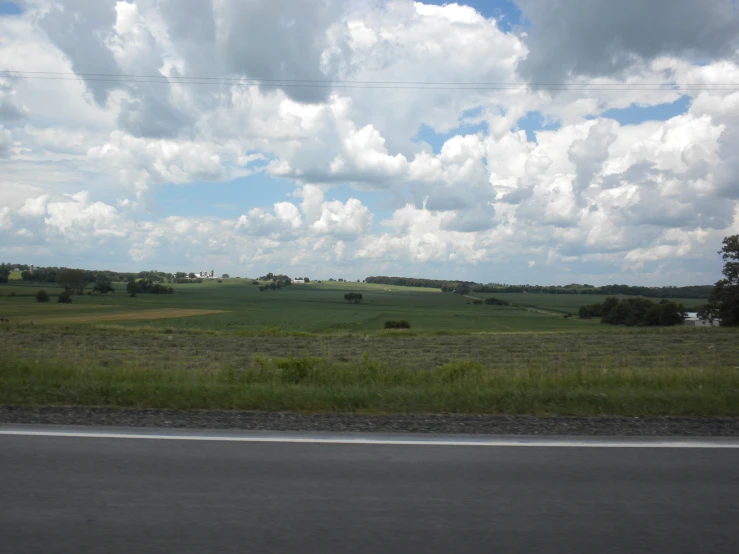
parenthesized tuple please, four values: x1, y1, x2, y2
(16, 309, 228, 324)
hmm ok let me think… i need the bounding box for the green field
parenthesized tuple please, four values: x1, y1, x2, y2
(0, 279, 705, 333)
(1, 279, 736, 416)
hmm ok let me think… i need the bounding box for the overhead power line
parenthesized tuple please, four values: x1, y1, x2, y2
(1, 70, 738, 91)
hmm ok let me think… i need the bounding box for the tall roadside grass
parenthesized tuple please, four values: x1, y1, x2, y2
(1, 354, 737, 416)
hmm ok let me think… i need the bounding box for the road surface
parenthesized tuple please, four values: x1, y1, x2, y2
(1, 426, 737, 553)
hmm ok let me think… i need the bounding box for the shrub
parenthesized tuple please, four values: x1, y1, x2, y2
(92, 275, 114, 294)
(485, 297, 509, 306)
(435, 360, 483, 382)
(276, 357, 322, 384)
(384, 320, 410, 329)
(344, 292, 363, 304)
(36, 290, 49, 303)
(472, 299, 483, 305)
(57, 290, 72, 303)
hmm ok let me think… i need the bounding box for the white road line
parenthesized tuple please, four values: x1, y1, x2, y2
(0, 429, 738, 448)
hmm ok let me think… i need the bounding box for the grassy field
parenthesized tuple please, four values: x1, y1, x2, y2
(1, 279, 735, 416)
(0, 279, 704, 333)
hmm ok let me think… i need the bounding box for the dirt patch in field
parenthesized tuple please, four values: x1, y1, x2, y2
(15, 309, 229, 324)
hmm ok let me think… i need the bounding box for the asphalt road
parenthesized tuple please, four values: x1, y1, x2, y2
(1, 428, 738, 554)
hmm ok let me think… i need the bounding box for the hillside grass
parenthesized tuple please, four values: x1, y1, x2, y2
(0, 279, 704, 333)
(1, 279, 732, 416)
(1, 327, 737, 415)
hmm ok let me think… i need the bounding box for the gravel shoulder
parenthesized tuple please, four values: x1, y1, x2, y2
(1, 406, 738, 436)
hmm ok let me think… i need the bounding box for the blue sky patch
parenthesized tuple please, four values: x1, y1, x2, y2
(422, 0, 521, 31)
(414, 108, 489, 154)
(150, 172, 295, 219)
(0, 2, 22, 15)
(516, 111, 561, 142)
(150, 174, 392, 234)
(600, 96, 691, 126)
(415, 121, 488, 154)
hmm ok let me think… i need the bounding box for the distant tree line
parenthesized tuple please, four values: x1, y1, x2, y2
(126, 279, 174, 296)
(257, 272, 292, 292)
(16, 266, 175, 285)
(366, 276, 477, 291)
(579, 297, 687, 326)
(365, 276, 713, 299)
(11, 266, 226, 286)
(2, 265, 183, 300)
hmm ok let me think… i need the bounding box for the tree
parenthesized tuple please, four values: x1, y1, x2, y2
(303, 277, 310, 283)
(222, 274, 230, 279)
(188, 272, 196, 279)
(57, 290, 72, 303)
(92, 275, 114, 294)
(703, 235, 739, 326)
(579, 296, 685, 326)
(36, 290, 49, 303)
(56, 269, 87, 294)
(344, 292, 363, 304)
(697, 303, 720, 325)
(0, 263, 9, 284)
(126, 280, 137, 297)
(384, 320, 410, 329)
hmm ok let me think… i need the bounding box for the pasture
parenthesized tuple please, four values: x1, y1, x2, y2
(0, 278, 704, 333)
(1, 278, 736, 416)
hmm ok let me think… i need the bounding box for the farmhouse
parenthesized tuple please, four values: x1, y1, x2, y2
(292, 279, 305, 284)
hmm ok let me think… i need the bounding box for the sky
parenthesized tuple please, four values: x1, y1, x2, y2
(1, 0, 738, 285)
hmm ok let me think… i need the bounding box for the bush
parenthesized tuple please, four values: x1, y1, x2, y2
(344, 292, 363, 304)
(384, 320, 410, 329)
(580, 296, 686, 326)
(276, 357, 322, 384)
(485, 297, 509, 306)
(435, 360, 483, 382)
(92, 275, 114, 294)
(36, 290, 49, 303)
(57, 290, 72, 303)
(472, 299, 483, 305)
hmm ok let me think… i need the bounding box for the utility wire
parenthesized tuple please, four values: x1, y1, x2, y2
(2, 70, 737, 90)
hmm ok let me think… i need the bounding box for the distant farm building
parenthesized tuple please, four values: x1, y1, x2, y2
(292, 279, 305, 284)
(683, 312, 720, 327)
